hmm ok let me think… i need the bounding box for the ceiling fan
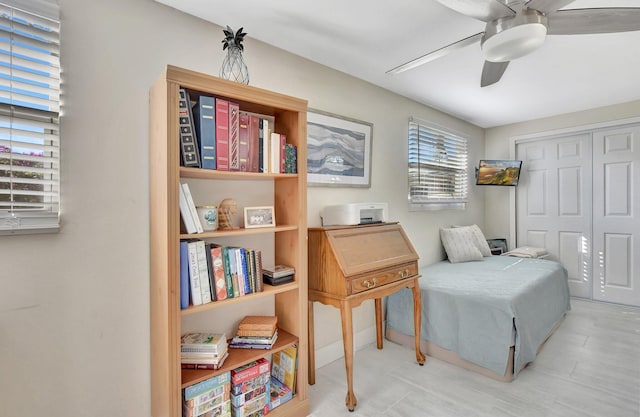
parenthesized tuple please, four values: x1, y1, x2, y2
(387, 0, 640, 87)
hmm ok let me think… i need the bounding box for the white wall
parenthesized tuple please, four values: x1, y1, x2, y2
(0, 1, 485, 416)
(484, 99, 640, 242)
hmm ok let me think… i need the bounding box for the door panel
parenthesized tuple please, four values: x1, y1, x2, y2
(592, 126, 640, 305)
(516, 134, 592, 298)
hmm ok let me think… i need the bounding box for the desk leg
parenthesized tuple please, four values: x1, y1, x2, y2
(412, 281, 426, 365)
(375, 298, 383, 349)
(308, 300, 316, 385)
(340, 299, 357, 412)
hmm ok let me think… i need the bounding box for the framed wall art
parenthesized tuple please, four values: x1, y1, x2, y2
(307, 109, 373, 187)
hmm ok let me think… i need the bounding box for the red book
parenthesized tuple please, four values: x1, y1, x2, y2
(238, 111, 250, 172)
(228, 102, 240, 171)
(215, 98, 229, 171)
(248, 115, 260, 172)
(279, 134, 287, 174)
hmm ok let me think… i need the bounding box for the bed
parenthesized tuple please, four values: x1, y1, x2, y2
(385, 253, 571, 381)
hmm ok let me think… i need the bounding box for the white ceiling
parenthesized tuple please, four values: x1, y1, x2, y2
(155, 0, 640, 128)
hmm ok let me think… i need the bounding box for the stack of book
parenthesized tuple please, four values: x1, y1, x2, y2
(181, 332, 229, 370)
(229, 316, 278, 350)
(262, 265, 295, 286)
(230, 358, 271, 417)
(183, 372, 231, 417)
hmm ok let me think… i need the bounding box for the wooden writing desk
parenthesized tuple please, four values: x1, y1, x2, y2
(307, 223, 425, 411)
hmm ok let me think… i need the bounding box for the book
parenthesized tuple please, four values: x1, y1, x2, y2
(231, 358, 271, 387)
(262, 273, 294, 286)
(181, 351, 229, 369)
(183, 371, 231, 401)
(204, 242, 217, 302)
(231, 380, 268, 407)
(248, 114, 260, 172)
(270, 132, 281, 173)
(183, 384, 230, 417)
(179, 240, 190, 309)
(229, 330, 277, 349)
(184, 381, 229, 408)
(231, 371, 270, 396)
(181, 183, 203, 233)
(271, 344, 298, 394)
(192, 94, 216, 170)
(231, 392, 268, 417)
(181, 332, 227, 353)
(279, 134, 287, 174)
(214, 98, 230, 171)
(186, 240, 203, 306)
(238, 111, 250, 172)
(221, 246, 235, 298)
(209, 244, 228, 301)
(269, 377, 292, 410)
(245, 249, 256, 294)
(237, 247, 251, 295)
(285, 143, 297, 173)
(178, 182, 198, 234)
(195, 240, 213, 304)
(227, 247, 242, 297)
(237, 315, 277, 333)
(228, 101, 240, 171)
(254, 250, 264, 293)
(184, 400, 230, 417)
(263, 265, 295, 279)
(260, 118, 270, 173)
(178, 88, 201, 168)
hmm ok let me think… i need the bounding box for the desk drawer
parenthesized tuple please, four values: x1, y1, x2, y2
(350, 263, 417, 294)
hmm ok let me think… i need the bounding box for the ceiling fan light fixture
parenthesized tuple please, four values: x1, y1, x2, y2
(482, 22, 547, 62)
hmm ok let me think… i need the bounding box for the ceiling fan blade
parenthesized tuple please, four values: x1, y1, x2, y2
(481, 61, 509, 87)
(548, 8, 640, 35)
(525, 0, 576, 15)
(433, 0, 515, 22)
(387, 32, 484, 75)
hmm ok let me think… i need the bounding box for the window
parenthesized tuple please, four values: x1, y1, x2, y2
(408, 117, 468, 210)
(0, 1, 60, 234)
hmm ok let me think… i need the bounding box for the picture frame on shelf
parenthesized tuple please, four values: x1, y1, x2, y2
(244, 206, 276, 228)
(307, 108, 373, 188)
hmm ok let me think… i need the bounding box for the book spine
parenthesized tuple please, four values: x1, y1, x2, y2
(246, 249, 255, 294)
(178, 184, 197, 234)
(238, 111, 250, 172)
(210, 245, 228, 300)
(194, 95, 216, 170)
(179, 241, 190, 309)
(196, 240, 212, 304)
(254, 250, 263, 292)
(258, 119, 264, 173)
(231, 359, 270, 385)
(280, 134, 287, 174)
(248, 115, 260, 172)
(261, 119, 270, 173)
(178, 88, 201, 168)
(186, 241, 203, 306)
(270, 132, 280, 173)
(204, 243, 216, 302)
(233, 248, 245, 297)
(221, 246, 235, 298)
(215, 98, 230, 171)
(181, 183, 203, 233)
(239, 248, 250, 295)
(228, 102, 240, 171)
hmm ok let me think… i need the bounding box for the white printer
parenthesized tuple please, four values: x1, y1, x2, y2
(320, 202, 388, 226)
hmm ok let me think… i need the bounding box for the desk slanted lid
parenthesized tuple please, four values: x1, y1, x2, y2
(313, 223, 418, 278)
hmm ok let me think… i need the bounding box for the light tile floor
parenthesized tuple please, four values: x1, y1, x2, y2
(309, 299, 640, 417)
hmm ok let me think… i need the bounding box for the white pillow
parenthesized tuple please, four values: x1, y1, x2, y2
(451, 224, 493, 257)
(440, 227, 483, 263)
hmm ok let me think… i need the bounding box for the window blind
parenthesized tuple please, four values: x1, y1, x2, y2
(0, 1, 60, 234)
(408, 117, 468, 210)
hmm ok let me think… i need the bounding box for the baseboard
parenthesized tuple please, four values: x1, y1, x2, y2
(313, 326, 377, 369)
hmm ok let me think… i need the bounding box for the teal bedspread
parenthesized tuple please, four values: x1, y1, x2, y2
(386, 256, 571, 376)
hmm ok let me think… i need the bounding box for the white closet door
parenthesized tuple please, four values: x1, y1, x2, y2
(516, 134, 593, 298)
(592, 125, 640, 306)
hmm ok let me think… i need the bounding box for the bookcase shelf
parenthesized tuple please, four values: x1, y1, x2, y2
(150, 65, 309, 417)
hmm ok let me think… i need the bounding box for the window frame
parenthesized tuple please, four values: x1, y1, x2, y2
(0, 0, 60, 235)
(408, 117, 469, 211)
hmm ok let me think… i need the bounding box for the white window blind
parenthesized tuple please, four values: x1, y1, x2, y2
(0, 1, 60, 234)
(408, 117, 468, 210)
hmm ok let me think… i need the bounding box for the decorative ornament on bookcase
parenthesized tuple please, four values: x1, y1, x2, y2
(220, 25, 249, 85)
(218, 198, 239, 230)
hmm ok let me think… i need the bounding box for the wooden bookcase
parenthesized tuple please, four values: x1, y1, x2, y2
(149, 65, 309, 417)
